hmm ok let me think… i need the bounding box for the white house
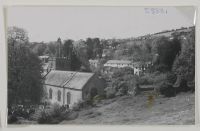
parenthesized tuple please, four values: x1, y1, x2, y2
(43, 70, 105, 108)
(103, 60, 149, 75)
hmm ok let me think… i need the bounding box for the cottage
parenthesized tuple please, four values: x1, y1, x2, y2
(43, 70, 105, 108)
(89, 59, 100, 68)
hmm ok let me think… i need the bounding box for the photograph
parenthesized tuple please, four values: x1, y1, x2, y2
(6, 6, 195, 125)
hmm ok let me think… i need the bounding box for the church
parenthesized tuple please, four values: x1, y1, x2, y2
(43, 70, 106, 108)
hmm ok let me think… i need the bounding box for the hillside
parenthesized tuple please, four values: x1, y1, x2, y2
(61, 92, 195, 125)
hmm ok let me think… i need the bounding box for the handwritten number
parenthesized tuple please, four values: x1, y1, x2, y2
(144, 8, 167, 15)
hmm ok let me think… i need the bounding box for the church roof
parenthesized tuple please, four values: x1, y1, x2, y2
(44, 70, 94, 90)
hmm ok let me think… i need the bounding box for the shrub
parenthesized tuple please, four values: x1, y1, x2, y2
(159, 72, 177, 97)
(153, 72, 167, 86)
(104, 87, 116, 98)
(38, 110, 55, 124)
(138, 72, 166, 86)
(8, 115, 18, 124)
(73, 98, 98, 111)
(139, 73, 154, 85)
(37, 103, 70, 124)
(159, 82, 176, 97)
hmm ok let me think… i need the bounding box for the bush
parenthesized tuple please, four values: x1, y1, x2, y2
(159, 82, 176, 97)
(104, 87, 116, 98)
(73, 98, 98, 111)
(138, 72, 166, 86)
(154, 64, 170, 72)
(8, 115, 18, 124)
(153, 73, 167, 85)
(139, 74, 154, 85)
(158, 72, 177, 97)
(37, 104, 70, 124)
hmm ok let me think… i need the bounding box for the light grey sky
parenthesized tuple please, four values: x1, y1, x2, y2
(6, 6, 195, 42)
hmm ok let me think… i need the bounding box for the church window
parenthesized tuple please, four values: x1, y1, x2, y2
(49, 88, 53, 99)
(67, 92, 71, 104)
(57, 90, 61, 101)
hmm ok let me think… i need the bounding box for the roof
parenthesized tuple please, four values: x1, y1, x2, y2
(89, 59, 99, 63)
(63, 72, 94, 89)
(39, 55, 49, 59)
(105, 60, 132, 64)
(44, 70, 94, 90)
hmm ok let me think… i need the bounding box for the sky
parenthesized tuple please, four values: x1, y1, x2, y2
(6, 6, 195, 42)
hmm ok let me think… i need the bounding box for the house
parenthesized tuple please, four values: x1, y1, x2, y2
(103, 60, 152, 76)
(132, 62, 142, 75)
(39, 55, 49, 63)
(89, 59, 100, 68)
(132, 61, 152, 75)
(43, 70, 106, 108)
(103, 60, 142, 75)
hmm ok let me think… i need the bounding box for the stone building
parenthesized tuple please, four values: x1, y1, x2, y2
(43, 70, 106, 107)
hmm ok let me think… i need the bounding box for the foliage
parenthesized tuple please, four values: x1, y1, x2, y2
(111, 68, 139, 96)
(172, 29, 195, 87)
(8, 27, 44, 106)
(30, 42, 47, 56)
(152, 36, 181, 71)
(47, 42, 57, 56)
(56, 39, 82, 71)
(38, 104, 70, 124)
(138, 72, 167, 86)
(7, 26, 29, 44)
(159, 82, 176, 97)
(104, 87, 117, 98)
(85, 38, 103, 59)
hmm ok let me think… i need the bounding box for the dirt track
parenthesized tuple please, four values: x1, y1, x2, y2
(61, 92, 195, 125)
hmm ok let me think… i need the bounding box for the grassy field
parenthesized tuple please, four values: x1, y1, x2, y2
(61, 92, 195, 125)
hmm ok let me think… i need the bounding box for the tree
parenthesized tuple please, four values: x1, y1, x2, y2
(30, 42, 47, 56)
(85, 38, 93, 59)
(74, 41, 91, 72)
(85, 38, 103, 59)
(152, 36, 181, 72)
(56, 39, 82, 71)
(8, 27, 43, 105)
(172, 29, 195, 90)
(111, 68, 139, 96)
(63, 39, 73, 58)
(47, 42, 57, 56)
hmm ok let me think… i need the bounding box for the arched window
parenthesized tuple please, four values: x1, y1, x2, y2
(57, 90, 61, 101)
(49, 88, 53, 99)
(67, 92, 71, 104)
